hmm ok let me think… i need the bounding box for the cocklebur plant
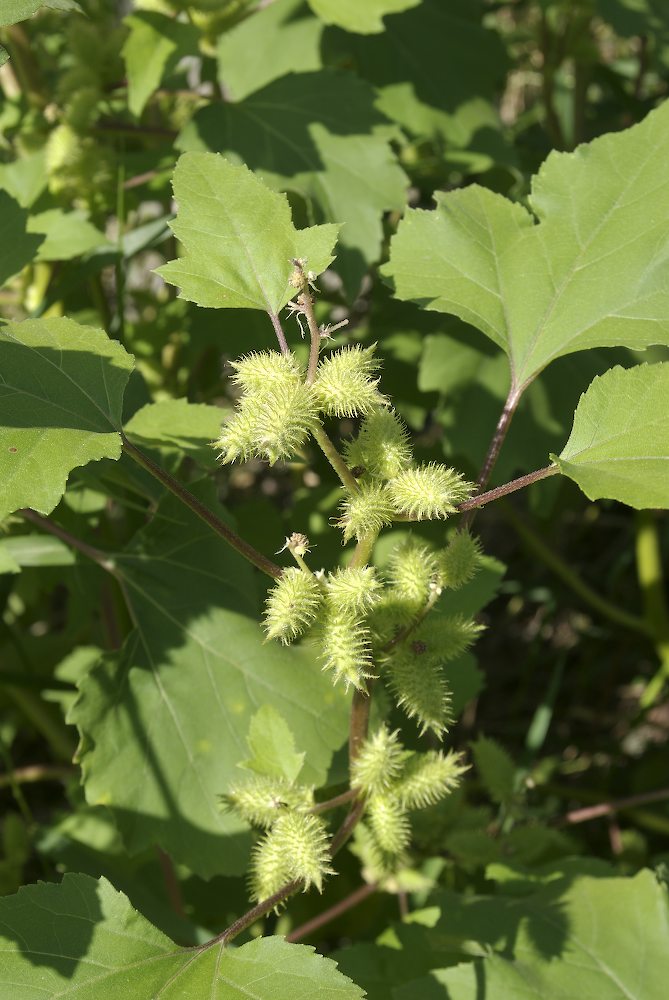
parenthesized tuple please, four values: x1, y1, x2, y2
(5, 105, 669, 994)
(210, 225, 486, 908)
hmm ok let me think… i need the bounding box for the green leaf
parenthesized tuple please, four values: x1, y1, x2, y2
(0, 318, 134, 522)
(308, 0, 419, 33)
(177, 70, 407, 298)
(69, 485, 349, 877)
(0, 149, 48, 208)
(217, 0, 323, 101)
(124, 398, 226, 465)
(28, 208, 110, 261)
(0, 190, 43, 286)
(156, 152, 339, 315)
(0, 873, 364, 998)
(555, 363, 669, 508)
(122, 12, 199, 118)
(384, 100, 669, 390)
(241, 704, 306, 783)
(399, 870, 669, 1000)
(0, 534, 75, 574)
(0, 0, 81, 25)
(0, 44, 8, 67)
(470, 736, 516, 805)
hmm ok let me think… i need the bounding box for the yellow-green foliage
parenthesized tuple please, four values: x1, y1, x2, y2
(325, 566, 382, 617)
(222, 776, 314, 829)
(313, 345, 386, 417)
(250, 812, 333, 901)
(440, 530, 482, 589)
(350, 726, 407, 796)
(387, 463, 475, 520)
(263, 568, 323, 644)
(337, 482, 395, 543)
(345, 407, 412, 480)
(217, 351, 320, 465)
(318, 606, 375, 690)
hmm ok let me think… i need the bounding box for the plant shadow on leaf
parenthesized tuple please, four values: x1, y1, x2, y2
(0, 344, 131, 432)
(0, 875, 104, 978)
(70, 483, 350, 878)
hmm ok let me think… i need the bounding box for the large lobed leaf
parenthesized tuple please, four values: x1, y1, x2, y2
(384, 100, 669, 391)
(0, 873, 364, 999)
(0, 318, 133, 522)
(555, 362, 669, 508)
(70, 486, 350, 878)
(156, 152, 339, 314)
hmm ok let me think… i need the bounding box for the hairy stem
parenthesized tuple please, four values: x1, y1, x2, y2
(461, 385, 521, 529)
(502, 503, 651, 637)
(286, 882, 377, 943)
(122, 435, 282, 579)
(458, 465, 559, 513)
(267, 310, 289, 354)
(349, 685, 372, 766)
(311, 424, 360, 493)
(20, 509, 115, 570)
(563, 787, 669, 825)
(311, 788, 359, 815)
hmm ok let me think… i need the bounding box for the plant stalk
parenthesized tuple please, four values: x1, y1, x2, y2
(122, 435, 282, 579)
(458, 465, 559, 513)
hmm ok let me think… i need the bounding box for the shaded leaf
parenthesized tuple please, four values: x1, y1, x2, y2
(0, 0, 81, 25)
(398, 871, 669, 1000)
(384, 100, 669, 389)
(70, 485, 349, 877)
(124, 398, 225, 465)
(470, 736, 516, 805)
(0, 318, 133, 522)
(122, 12, 199, 118)
(28, 208, 110, 261)
(156, 152, 339, 314)
(0, 873, 364, 998)
(555, 362, 669, 508)
(217, 0, 323, 101)
(0, 190, 43, 286)
(308, 0, 419, 34)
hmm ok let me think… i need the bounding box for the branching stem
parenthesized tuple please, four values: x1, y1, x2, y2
(458, 465, 559, 513)
(286, 882, 377, 942)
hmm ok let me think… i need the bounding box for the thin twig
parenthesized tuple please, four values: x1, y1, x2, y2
(267, 311, 289, 354)
(0, 764, 75, 789)
(122, 435, 282, 579)
(311, 788, 359, 815)
(458, 465, 559, 513)
(286, 882, 377, 943)
(562, 787, 669, 825)
(19, 509, 115, 571)
(461, 385, 521, 529)
(312, 424, 360, 494)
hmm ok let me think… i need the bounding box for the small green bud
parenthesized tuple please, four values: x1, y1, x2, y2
(325, 566, 382, 617)
(386, 538, 440, 608)
(251, 811, 334, 900)
(413, 614, 483, 664)
(319, 607, 375, 690)
(264, 568, 324, 644)
(350, 726, 407, 796)
(222, 775, 314, 829)
(439, 530, 482, 589)
(397, 750, 469, 810)
(229, 350, 303, 393)
(368, 593, 417, 648)
(368, 794, 411, 857)
(387, 463, 475, 521)
(313, 345, 386, 417)
(337, 481, 395, 543)
(344, 407, 412, 480)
